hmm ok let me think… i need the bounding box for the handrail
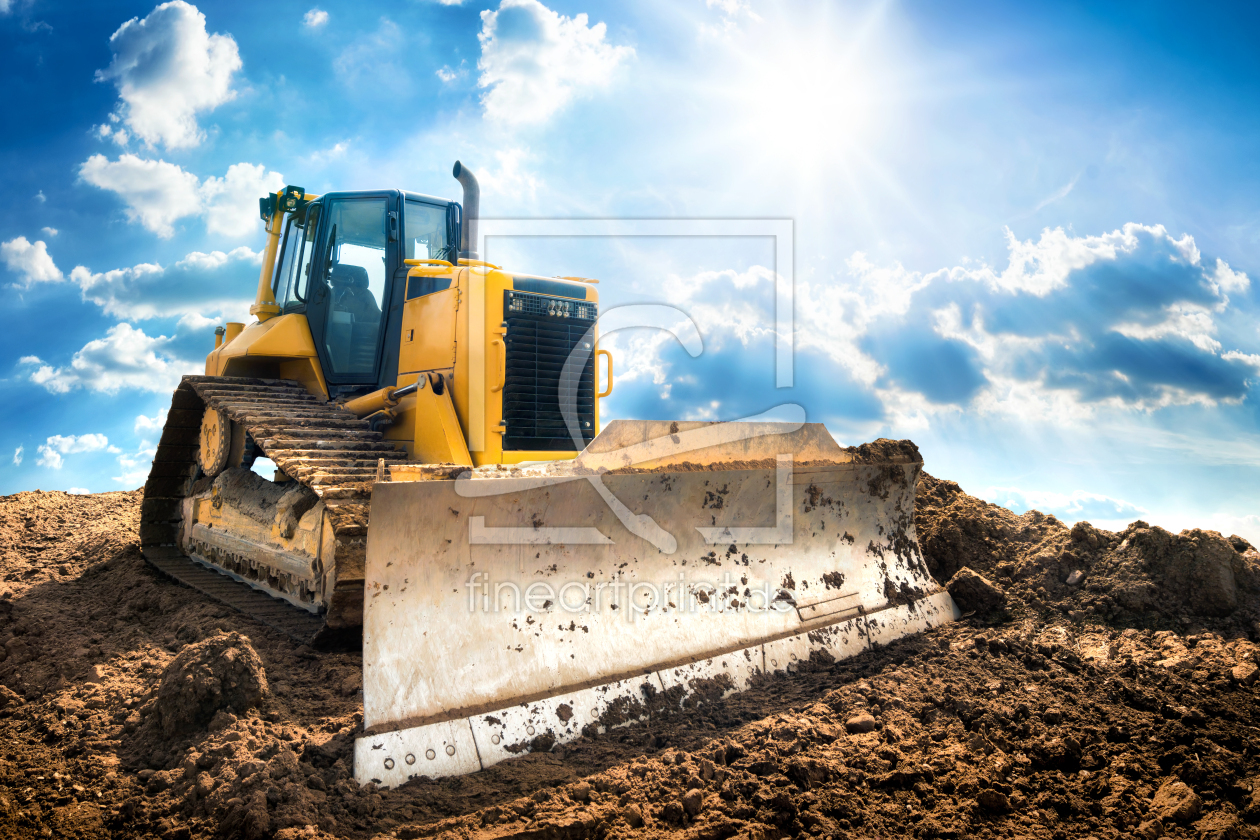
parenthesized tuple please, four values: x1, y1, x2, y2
(491, 329, 507, 393)
(597, 349, 613, 397)
(404, 258, 454, 268)
(457, 258, 501, 269)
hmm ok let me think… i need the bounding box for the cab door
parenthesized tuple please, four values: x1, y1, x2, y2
(305, 191, 402, 389)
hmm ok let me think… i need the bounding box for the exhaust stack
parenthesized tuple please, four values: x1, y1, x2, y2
(452, 160, 479, 260)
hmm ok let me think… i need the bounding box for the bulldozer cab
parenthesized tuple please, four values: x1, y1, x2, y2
(271, 190, 460, 393)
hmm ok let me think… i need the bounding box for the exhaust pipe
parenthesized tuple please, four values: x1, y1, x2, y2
(452, 160, 479, 260)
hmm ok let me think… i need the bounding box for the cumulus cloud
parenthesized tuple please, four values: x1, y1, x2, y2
(303, 8, 328, 27)
(67, 488, 91, 495)
(1, 236, 63, 285)
(79, 154, 283, 239)
(115, 441, 158, 486)
(476, 148, 542, 204)
(20, 324, 199, 395)
(200, 163, 287, 238)
(981, 486, 1148, 522)
(792, 223, 1257, 416)
(41, 227, 58, 237)
(477, 0, 633, 125)
(334, 19, 408, 96)
(79, 154, 201, 237)
(35, 433, 116, 470)
(620, 223, 1258, 426)
(70, 246, 258, 320)
(699, 0, 761, 39)
(95, 1, 242, 150)
(135, 408, 168, 434)
(13, 446, 23, 466)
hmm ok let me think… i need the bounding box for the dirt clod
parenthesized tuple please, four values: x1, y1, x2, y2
(1150, 778, 1203, 822)
(681, 787, 703, 817)
(946, 566, 1006, 613)
(1232, 661, 1259, 685)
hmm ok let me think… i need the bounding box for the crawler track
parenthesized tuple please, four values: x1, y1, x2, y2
(139, 375, 407, 643)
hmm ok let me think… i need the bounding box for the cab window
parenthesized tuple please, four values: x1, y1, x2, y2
(276, 204, 321, 309)
(405, 200, 454, 263)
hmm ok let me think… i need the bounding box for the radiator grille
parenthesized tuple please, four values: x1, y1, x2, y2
(502, 290, 597, 451)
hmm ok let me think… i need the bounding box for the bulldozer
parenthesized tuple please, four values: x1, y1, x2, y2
(140, 162, 959, 786)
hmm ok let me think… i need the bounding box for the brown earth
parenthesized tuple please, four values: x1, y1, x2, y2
(1, 476, 1259, 839)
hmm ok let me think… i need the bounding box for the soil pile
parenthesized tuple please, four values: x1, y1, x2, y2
(139, 631, 269, 740)
(0, 478, 1257, 840)
(916, 472, 1260, 631)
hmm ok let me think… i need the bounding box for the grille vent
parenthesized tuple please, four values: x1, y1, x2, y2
(502, 290, 597, 451)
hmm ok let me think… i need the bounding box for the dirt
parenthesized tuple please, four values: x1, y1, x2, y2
(1, 474, 1259, 839)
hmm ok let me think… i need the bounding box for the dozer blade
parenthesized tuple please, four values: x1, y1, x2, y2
(354, 421, 960, 787)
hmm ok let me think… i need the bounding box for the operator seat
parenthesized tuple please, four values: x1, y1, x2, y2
(329, 263, 381, 321)
(327, 263, 382, 374)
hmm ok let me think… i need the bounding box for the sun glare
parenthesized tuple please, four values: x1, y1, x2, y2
(724, 6, 895, 171)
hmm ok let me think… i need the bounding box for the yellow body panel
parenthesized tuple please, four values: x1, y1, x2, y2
(411, 381, 474, 465)
(206, 313, 329, 399)
(399, 279, 460, 374)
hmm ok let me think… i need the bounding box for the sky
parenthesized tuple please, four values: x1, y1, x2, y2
(1, 0, 1258, 542)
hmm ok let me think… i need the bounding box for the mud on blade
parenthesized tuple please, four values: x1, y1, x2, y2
(355, 421, 960, 786)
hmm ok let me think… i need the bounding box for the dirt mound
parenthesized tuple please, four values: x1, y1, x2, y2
(140, 631, 268, 739)
(0, 478, 1258, 840)
(916, 472, 1260, 631)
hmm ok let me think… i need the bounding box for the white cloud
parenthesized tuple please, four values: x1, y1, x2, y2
(302, 8, 328, 27)
(13, 446, 23, 466)
(200, 163, 286, 238)
(0, 236, 63, 285)
(34, 190, 45, 203)
(436, 65, 459, 83)
(981, 486, 1148, 522)
(20, 324, 199, 395)
(41, 227, 58, 237)
(699, 0, 761, 39)
(135, 408, 168, 434)
(79, 154, 283, 239)
(616, 222, 1258, 427)
(477, 0, 633, 125)
(334, 19, 407, 95)
(95, 0, 242, 150)
(476, 148, 542, 204)
(67, 488, 91, 495)
(115, 441, 158, 486)
(70, 245, 258, 320)
(36, 433, 114, 470)
(79, 154, 201, 237)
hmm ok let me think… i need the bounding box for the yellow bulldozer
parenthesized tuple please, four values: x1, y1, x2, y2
(140, 162, 958, 786)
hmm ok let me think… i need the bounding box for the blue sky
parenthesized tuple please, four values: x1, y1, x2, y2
(1, 0, 1258, 541)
